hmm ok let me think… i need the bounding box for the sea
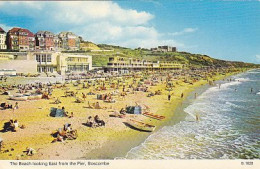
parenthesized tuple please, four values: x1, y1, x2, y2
(125, 69, 260, 159)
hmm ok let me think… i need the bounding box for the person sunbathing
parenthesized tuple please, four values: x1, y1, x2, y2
(2, 119, 13, 132)
(56, 134, 64, 142)
(75, 97, 84, 103)
(68, 112, 74, 118)
(87, 101, 94, 109)
(5, 119, 19, 132)
(3, 103, 12, 110)
(119, 108, 126, 115)
(54, 97, 61, 104)
(94, 102, 102, 109)
(66, 130, 77, 140)
(94, 115, 105, 126)
(57, 128, 66, 137)
(86, 116, 94, 127)
(63, 123, 72, 132)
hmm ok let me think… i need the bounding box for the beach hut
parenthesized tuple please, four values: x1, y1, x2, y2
(50, 107, 66, 117)
(126, 106, 142, 114)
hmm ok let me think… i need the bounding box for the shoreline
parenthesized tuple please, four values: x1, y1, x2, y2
(0, 69, 248, 160)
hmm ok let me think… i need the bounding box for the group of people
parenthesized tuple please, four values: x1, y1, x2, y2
(0, 102, 19, 110)
(2, 119, 21, 132)
(87, 101, 106, 109)
(52, 123, 77, 143)
(61, 107, 74, 118)
(110, 107, 127, 118)
(86, 115, 105, 128)
(97, 93, 115, 103)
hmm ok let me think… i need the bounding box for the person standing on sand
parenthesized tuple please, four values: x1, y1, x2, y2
(168, 92, 173, 101)
(14, 102, 19, 110)
(82, 93, 86, 100)
(181, 93, 184, 98)
(196, 113, 199, 121)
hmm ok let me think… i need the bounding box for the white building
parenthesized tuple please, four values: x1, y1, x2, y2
(0, 27, 7, 50)
(29, 52, 92, 75)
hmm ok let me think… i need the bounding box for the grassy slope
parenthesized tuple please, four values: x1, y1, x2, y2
(64, 43, 260, 68)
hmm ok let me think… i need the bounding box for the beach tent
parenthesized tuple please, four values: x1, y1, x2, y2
(126, 106, 142, 114)
(50, 107, 66, 117)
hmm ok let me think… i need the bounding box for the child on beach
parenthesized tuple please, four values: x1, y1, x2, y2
(14, 102, 19, 110)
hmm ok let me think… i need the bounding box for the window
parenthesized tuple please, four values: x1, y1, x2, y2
(36, 54, 40, 62)
(109, 58, 114, 62)
(37, 67, 41, 72)
(47, 54, 51, 62)
(42, 54, 46, 62)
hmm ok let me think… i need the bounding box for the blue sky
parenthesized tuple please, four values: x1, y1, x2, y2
(0, 1, 259, 63)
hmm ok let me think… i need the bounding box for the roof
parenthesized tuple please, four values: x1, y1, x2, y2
(44, 31, 54, 35)
(36, 31, 45, 35)
(36, 31, 54, 36)
(8, 27, 34, 37)
(8, 27, 21, 33)
(22, 29, 34, 37)
(59, 31, 78, 37)
(0, 27, 5, 33)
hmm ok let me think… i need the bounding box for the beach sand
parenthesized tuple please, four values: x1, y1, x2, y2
(0, 71, 241, 160)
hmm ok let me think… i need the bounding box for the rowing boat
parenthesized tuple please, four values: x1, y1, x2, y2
(142, 112, 165, 120)
(126, 119, 156, 132)
(9, 95, 28, 101)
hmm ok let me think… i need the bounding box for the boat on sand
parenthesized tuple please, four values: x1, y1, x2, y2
(142, 112, 165, 120)
(9, 93, 42, 101)
(9, 95, 28, 101)
(126, 119, 156, 132)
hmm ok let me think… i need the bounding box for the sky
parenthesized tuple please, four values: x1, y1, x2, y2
(0, 1, 259, 64)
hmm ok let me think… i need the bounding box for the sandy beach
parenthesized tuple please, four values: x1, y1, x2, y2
(0, 69, 245, 160)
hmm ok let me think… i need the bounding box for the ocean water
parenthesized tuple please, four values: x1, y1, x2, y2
(125, 69, 260, 159)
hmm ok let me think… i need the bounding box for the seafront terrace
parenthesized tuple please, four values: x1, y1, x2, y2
(105, 56, 183, 72)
